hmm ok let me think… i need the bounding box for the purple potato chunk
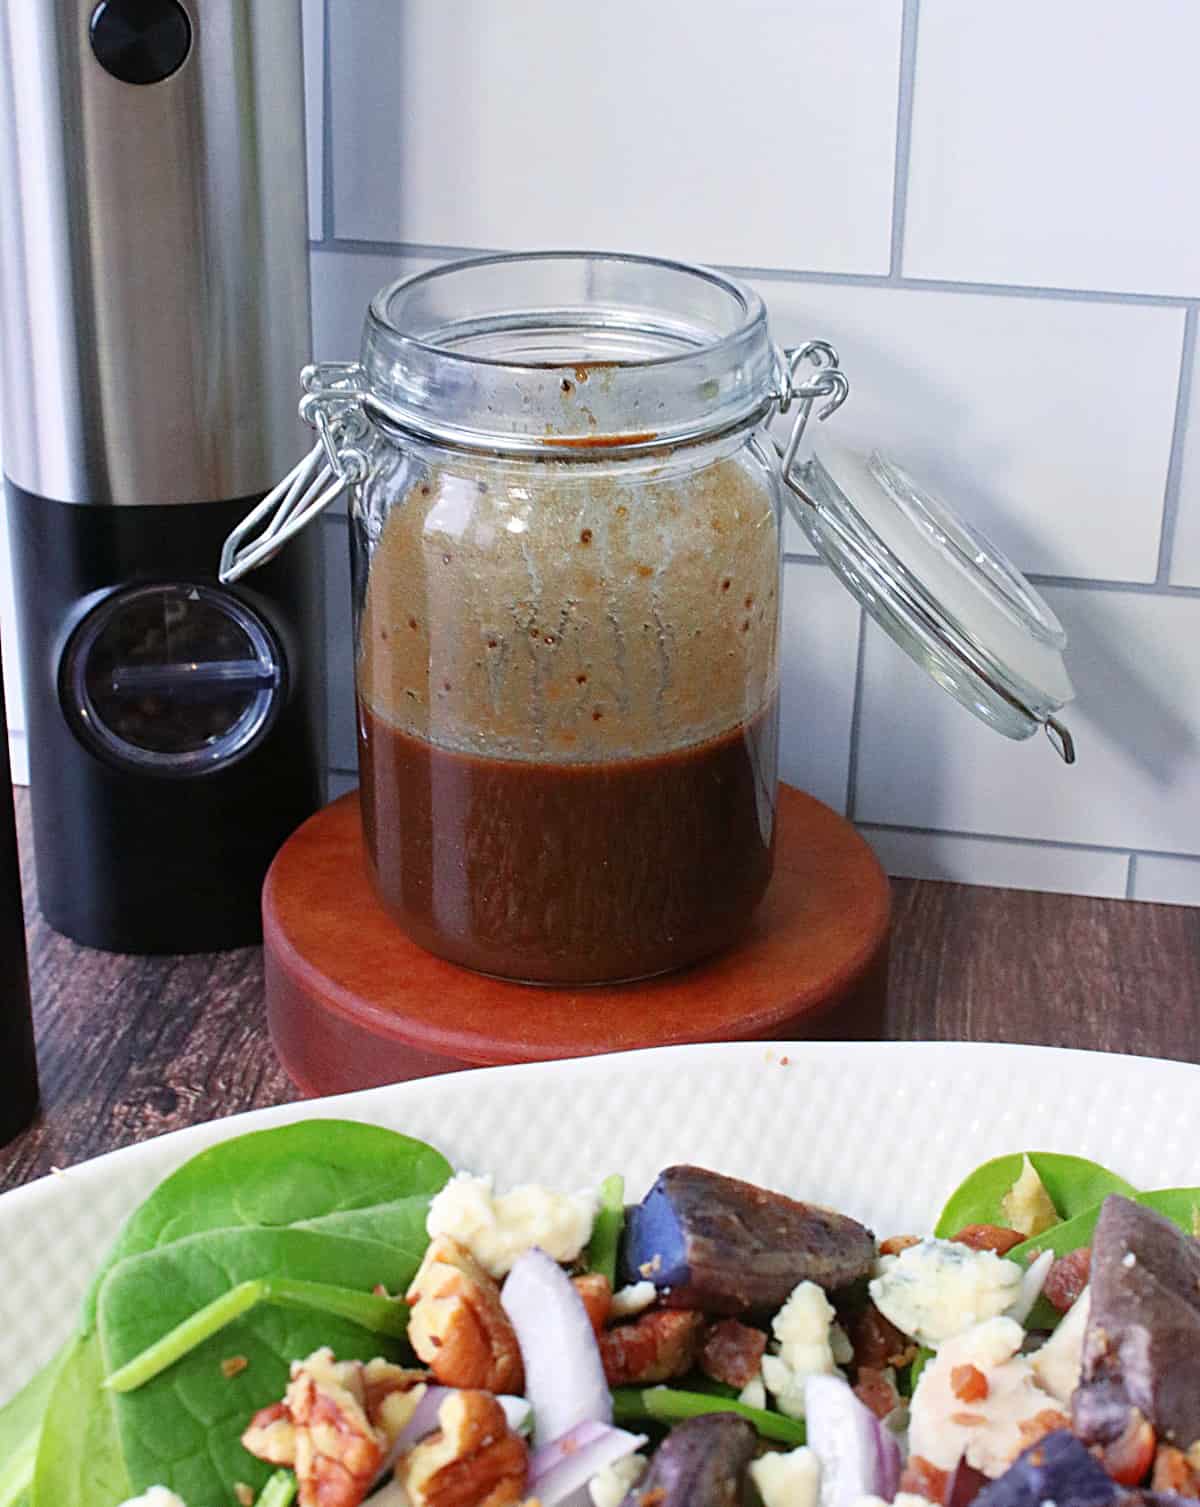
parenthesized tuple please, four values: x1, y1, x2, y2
(622, 1164, 875, 1315)
(618, 1413, 757, 1507)
(1074, 1196, 1200, 1452)
(971, 1431, 1120, 1507)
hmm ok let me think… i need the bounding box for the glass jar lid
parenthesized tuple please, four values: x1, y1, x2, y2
(782, 440, 1075, 760)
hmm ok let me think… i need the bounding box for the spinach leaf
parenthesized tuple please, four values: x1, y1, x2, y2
(98, 1225, 420, 1504)
(31, 1333, 130, 1507)
(934, 1153, 1135, 1238)
(1007, 1185, 1200, 1269)
(298, 1194, 434, 1254)
(1138, 1187, 1200, 1232)
(0, 1351, 63, 1507)
(83, 1120, 451, 1328)
(1007, 1186, 1200, 1330)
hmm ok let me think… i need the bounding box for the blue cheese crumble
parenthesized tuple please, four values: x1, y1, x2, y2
(869, 1238, 1024, 1348)
(760, 1280, 853, 1420)
(425, 1171, 598, 1277)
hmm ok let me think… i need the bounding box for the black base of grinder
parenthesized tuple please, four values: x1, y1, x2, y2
(6, 483, 326, 955)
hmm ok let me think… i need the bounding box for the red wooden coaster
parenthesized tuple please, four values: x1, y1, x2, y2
(263, 786, 892, 1096)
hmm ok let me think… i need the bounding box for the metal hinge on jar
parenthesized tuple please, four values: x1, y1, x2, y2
(220, 362, 370, 584)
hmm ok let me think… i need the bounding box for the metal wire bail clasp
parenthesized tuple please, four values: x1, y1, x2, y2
(773, 341, 851, 481)
(219, 362, 370, 584)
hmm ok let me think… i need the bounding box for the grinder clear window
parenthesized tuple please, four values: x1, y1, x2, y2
(62, 582, 283, 775)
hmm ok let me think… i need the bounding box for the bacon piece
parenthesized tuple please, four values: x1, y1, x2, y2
(698, 1319, 767, 1390)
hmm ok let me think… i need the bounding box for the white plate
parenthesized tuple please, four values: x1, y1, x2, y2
(4, 1039, 1200, 1403)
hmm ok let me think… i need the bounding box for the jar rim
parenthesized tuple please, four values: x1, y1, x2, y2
(358, 250, 778, 456)
(366, 250, 768, 373)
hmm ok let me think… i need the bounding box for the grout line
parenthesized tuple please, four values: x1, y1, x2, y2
(843, 608, 870, 819)
(857, 819, 1200, 867)
(316, 237, 496, 262)
(1126, 853, 1139, 900)
(314, 237, 1200, 312)
(888, 0, 922, 279)
(1025, 573, 1200, 597)
(728, 264, 1200, 311)
(789, 551, 1200, 597)
(1154, 305, 1196, 584)
(321, 0, 335, 241)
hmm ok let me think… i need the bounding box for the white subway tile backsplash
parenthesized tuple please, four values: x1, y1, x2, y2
(904, 1, 1200, 296)
(1130, 854, 1200, 908)
(778, 563, 861, 814)
(324, 515, 357, 772)
(0, 0, 1195, 909)
(1168, 332, 1200, 588)
(854, 588, 1200, 855)
(329, 0, 902, 273)
(309, 248, 440, 514)
(301, 0, 325, 238)
(310, 247, 440, 362)
(860, 826, 1129, 899)
(755, 280, 1183, 582)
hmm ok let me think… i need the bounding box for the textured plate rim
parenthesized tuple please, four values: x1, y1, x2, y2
(3, 1039, 1200, 1405)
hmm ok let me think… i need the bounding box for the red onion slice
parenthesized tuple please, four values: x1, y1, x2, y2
(805, 1373, 900, 1507)
(502, 1247, 613, 1445)
(529, 1420, 648, 1507)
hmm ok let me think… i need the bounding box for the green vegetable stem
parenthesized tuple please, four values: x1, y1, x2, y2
(105, 1277, 411, 1394)
(611, 1386, 806, 1445)
(587, 1174, 626, 1288)
(256, 1470, 299, 1507)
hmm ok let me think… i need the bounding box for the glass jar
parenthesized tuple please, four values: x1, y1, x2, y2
(224, 251, 1076, 987)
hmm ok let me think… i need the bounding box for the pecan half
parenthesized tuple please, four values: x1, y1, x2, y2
(407, 1236, 524, 1394)
(242, 1401, 297, 1467)
(399, 1390, 529, 1507)
(287, 1350, 386, 1507)
(600, 1309, 704, 1386)
(241, 1348, 427, 1507)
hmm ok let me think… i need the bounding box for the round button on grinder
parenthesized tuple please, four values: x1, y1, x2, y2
(90, 0, 192, 86)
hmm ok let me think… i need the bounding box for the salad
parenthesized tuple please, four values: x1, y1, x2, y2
(2, 1125, 1199, 1507)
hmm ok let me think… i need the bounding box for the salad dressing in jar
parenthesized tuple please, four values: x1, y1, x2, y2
(355, 442, 781, 983)
(223, 252, 1076, 988)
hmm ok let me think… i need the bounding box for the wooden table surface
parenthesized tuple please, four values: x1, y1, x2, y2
(3, 785, 1200, 1193)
